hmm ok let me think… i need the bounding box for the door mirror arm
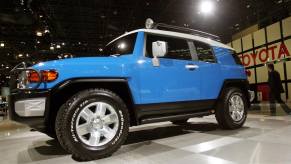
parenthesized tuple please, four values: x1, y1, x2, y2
(152, 41, 168, 67)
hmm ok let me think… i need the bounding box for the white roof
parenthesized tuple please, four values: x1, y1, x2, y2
(108, 29, 234, 50)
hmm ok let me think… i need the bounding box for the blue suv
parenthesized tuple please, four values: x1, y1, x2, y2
(9, 21, 249, 160)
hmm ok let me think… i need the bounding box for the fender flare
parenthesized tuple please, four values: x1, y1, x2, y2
(44, 78, 138, 129)
(218, 79, 250, 107)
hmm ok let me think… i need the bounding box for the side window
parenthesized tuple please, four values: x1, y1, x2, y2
(146, 34, 192, 60)
(194, 41, 216, 63)
(104, 33, 137, 56)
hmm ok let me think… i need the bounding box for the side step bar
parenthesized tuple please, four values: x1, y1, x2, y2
(140, 111, 213, 124)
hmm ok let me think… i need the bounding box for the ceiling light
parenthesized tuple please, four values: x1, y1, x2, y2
(62, 42, 65, 46)
(199, 1, 215, 15)
(18, 54, 23, 57)
(118, 43, 126, 49)
(0, 43, 4, 47)
(50, 46, 54, 50)
(56, 45, 61, 49)
(36, 31, 43, 36)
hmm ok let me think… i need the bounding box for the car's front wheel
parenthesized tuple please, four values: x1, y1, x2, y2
(55, 88, 129, 161)
(215, 87, 248, 129)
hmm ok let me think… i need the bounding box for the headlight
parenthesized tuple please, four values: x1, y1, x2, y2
(28, 70, 58, 83)
(16, 69, 58, 89)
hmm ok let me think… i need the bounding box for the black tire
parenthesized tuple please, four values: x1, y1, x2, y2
(55, 88, 129, 161)
(45, 132, 56, 139)
(171, 119, 188, 125)
(215, 87, 248, 130)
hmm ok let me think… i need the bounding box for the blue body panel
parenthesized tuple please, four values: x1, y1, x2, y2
(213, 46, 247, 80)
(137, 58, 201, 103)
(31, 32, 246, 105)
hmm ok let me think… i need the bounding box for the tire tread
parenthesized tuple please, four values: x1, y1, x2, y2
(55, 88, 129, 161)
(215, 87, 247, 130)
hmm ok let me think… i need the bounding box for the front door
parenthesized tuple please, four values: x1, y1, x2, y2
(137, 34, 202, 104)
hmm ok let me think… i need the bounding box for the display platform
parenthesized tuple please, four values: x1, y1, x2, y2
(0, 103, 290, 164)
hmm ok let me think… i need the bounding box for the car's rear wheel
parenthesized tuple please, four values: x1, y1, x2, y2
(55, 88, 129, 161)
(215, 87, 247, 129)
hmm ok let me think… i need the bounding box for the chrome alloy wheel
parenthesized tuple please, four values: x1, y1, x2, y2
(75, 102, 119, 147)
(228, 95, 245, 122)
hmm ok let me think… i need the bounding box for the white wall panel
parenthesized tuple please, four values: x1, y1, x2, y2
(247, 68, 256, 84)
(266, 22, 281, 42)
(288, 83, 291, 102)
(286, 61, 291, 80)
(254, 29, 266, 47)
(268, 42, 283, 62)
(256, 66, 268, 83)
(274, 62, 285, 80)
(255, 47, 268, 65)
(227, 42, 232, 48)
(242, 34, 253, 51)
(281, 85, 286, 102)
(284, 39, 291, 59)
(242, 51, 255, 67)
(283, 16, 291, 37)
(232, 39, 242, 53)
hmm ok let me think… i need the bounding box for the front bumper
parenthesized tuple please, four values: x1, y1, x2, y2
(9, 89, 50, 131)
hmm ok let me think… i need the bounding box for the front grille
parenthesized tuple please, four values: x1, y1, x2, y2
(9, 72, 19, 91)
(10, 68, 42, 91)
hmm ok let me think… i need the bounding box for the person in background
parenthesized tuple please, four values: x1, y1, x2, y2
(267, 63, 291, 115)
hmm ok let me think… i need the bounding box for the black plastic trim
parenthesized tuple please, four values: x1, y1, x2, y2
(52, 78, 128, 92)
(9, 77, 136, 132)
(135, 100, 215, 124)
(218, 79, 250, 107)
(141, 111, 212, 124)
(9, 89, 50, 131)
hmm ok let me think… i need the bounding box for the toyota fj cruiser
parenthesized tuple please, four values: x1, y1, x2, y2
(9, 19, 249, 160)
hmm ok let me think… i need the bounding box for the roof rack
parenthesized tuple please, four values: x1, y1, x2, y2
(145, 18, 221, 41)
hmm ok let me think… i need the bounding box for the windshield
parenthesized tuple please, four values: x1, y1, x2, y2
(103, 32, 137, 56)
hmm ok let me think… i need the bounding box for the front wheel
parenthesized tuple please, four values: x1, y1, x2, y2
(215, 88, 248, 129)
(55, 88, 129, 161)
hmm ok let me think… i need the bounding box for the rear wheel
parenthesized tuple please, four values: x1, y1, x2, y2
(55, 88, 129, 161)
(215, 88, 247, 129)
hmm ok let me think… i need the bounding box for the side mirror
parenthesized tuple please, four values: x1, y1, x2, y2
(152, 41, 168, 57)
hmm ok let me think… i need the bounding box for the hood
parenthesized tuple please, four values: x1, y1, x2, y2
(31, 56, 133, 89)
(33, 56, 125, 69)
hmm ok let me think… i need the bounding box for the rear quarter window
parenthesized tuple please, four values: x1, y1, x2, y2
(231, 50, 243, 65)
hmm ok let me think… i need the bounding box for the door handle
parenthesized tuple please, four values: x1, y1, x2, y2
(185, 64, 199, 70)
